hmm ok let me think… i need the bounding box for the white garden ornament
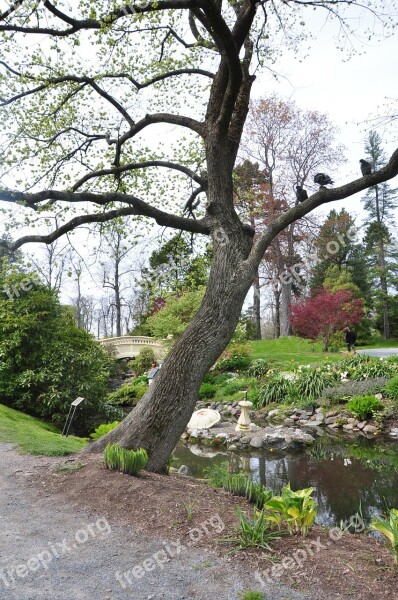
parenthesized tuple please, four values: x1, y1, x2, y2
(188, 409, 221, 430)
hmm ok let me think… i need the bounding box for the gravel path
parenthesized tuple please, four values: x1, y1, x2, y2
(0, 444, 313, 600)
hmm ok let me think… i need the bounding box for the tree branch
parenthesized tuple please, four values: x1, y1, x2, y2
(246, 147, 398, 273)
(72, 160, 207, 191)
(0, 190, 210, 248)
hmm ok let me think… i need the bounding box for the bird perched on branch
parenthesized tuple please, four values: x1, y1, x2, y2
(314, 173, 334, 187)
(295, 185, 308, 203)
(360, 159, 372, 176)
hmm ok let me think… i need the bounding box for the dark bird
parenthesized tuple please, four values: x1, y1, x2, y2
(314, 173, 334, 187)
(295, 185, 308, 203)
(360, 159, 372, 176)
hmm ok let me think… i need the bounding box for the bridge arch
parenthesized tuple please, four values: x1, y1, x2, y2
(99, 336, 165, 360)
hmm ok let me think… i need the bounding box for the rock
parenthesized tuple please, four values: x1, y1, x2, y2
(268, 409, 280, 418)
(326, 410, 338, 417)
(347, 418, 358, 425)
(389, 428, 398, 437)
(178, 465, 193, 476)
(294, 409, 313, 418)
(325, 416, 337, 425)
(375, 393, 383, 400)
(228, 444, 238, 450)
(357, 421, 367, 430)
(181, 432, 190, 440)
(249, 437, 264, 449)
(343, 423, 354, 431)
(298, 419, 310, 426)
(215, 403, 223, 412)
(363, 424, 378, 434)
(315, 407, 323, 414)
(284, 418, 296, 426)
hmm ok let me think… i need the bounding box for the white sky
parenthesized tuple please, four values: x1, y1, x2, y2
(258, 11, 398, 224)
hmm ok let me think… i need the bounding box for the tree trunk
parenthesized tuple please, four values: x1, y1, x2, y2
(252, 271, 262, 339)
(86, 140, 256, 472)
(274, 286, 281, 338)
(280, 281, 292, 337)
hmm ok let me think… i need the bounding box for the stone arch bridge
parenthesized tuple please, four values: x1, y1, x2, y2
(99, 336, 165, 360)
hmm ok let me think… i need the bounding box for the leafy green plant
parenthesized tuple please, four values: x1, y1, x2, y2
(383, 376, 398, 401)
(219, 507, 280, 553)
(347, 395, 382, 421)
(223, 473, 250, 497)
(239, 591, 265, 600)
(248, 359, 270, 379)
(132, 347, 156, 376)
(216, 343, 252, 372)
(264, 483, 317, 537)
(204, 462, 229, 488)
(106, 378, 148, 406)
(198, 382, 217, 399)
(257, 374, 293, 407)
(90, 421, 120, 440)
(296, 369, 333, 399)
(351, 360, 394, 381)
(370, 508, 398, 565)
(103, 443, 148, 476)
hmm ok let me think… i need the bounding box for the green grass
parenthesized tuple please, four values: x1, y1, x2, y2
(0, 404, 88, 456)
(250, 337, 345, 369)
(360, 337, 398, 349)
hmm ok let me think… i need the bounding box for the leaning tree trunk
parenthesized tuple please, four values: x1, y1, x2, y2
(86, 140, 256, 472)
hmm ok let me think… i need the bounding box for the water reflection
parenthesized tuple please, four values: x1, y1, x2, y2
(173, 436, 398, 526)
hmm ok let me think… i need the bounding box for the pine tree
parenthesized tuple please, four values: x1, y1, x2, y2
(361, 131, 398, 338)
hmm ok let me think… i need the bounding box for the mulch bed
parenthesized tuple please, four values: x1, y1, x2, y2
(35, 453, 398, 600)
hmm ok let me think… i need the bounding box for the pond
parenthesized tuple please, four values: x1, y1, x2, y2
(173, 434, 398, 527)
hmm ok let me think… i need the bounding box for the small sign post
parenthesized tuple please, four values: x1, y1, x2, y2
(62, 397, 85, 437)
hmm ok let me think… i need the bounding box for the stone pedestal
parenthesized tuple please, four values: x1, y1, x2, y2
(235, 400, 253, 432)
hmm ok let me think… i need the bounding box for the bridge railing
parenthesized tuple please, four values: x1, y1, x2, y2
(99, 336, 165, 358)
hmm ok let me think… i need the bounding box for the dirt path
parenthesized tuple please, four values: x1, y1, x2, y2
(0, 443, 311, 600)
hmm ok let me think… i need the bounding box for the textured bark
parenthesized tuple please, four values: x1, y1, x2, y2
(280, 281, 292, 337)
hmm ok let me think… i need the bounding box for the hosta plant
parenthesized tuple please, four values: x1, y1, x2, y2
(264, 483, 317, 537)
(370, 509, 398, 565)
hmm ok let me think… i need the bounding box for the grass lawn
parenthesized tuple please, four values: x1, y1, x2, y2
(0, 404, 88, 456)
(250, 337, 345, 369)
(360, 338, 398, 349)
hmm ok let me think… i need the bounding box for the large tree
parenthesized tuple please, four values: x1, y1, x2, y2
(0, 1, 398, 471)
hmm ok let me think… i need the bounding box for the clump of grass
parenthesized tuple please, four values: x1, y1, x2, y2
(103, 443, 148, 476)
(239, 592, 265, 600)
(218, 507, 280, 553)
(55, 462, 85, 473)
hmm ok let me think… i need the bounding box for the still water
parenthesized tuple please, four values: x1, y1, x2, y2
(173, 435, 398, 527)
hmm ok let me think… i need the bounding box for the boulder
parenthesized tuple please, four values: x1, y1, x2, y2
(249, 437, 264, 449)
(357, 421, 367, 430)
(178, 465, 193, 476)
(325, 416, 337, 425)
(363, 424, 378, 434)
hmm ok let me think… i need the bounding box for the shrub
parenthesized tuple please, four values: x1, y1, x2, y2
(103, 443, 148, 476)
(216, 343, 252, 372)
(320, 377, 388, 404)
(383, 376, 398, 401)
(90, 421, 119, 440)
(370, 509, 398, 565)
(106, 380, 148, 406)
(248, 359, 270, 379)
(215, 377, 254, 399)
(132, 347, 156, 376)
(347, 395, 382, 421)
(0, 268, 115, 436)
(198, 382, 218, 399)
(257, 374, 293, 407)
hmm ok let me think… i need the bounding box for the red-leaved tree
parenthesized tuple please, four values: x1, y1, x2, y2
(290, 290, 364, 351)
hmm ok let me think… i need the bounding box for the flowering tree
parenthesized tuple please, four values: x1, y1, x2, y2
(290, 290, 364, 351)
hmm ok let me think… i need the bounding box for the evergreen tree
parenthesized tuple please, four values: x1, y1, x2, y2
(361, 131, 398, 338)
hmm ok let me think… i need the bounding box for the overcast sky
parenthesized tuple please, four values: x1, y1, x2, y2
(257, 9, 398, 225)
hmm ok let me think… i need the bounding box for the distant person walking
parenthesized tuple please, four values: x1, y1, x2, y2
(344, 327, 357, 352)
